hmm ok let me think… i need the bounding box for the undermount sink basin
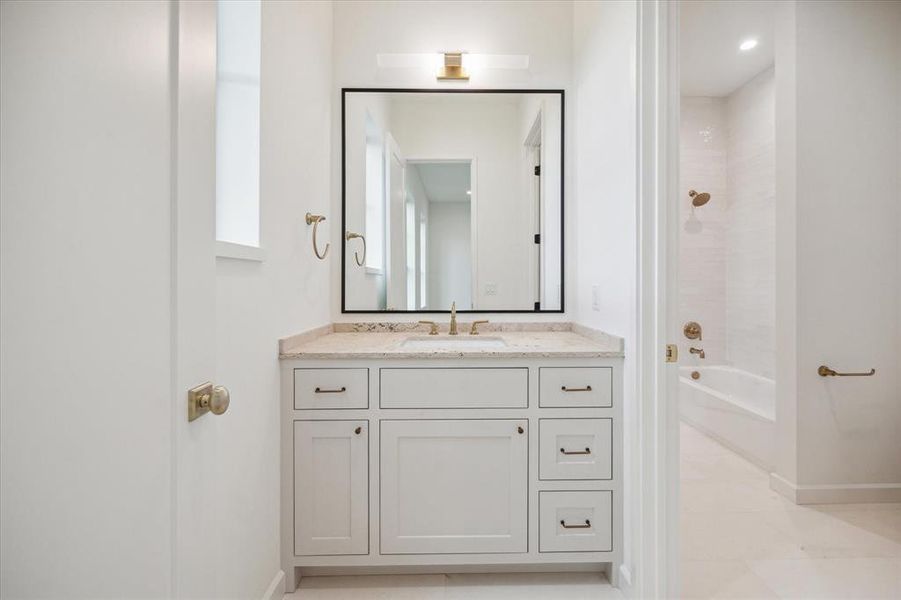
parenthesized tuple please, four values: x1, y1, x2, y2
(401, 336, 508, 350)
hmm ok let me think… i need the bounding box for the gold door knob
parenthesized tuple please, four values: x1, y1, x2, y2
(209, 385, 230, 415)
(188, 382, 230, 421)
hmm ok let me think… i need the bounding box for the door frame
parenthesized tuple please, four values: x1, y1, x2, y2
(634, 0, 680, 598)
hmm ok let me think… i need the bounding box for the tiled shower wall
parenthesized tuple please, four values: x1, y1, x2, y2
(679, 67, 775, 378)
(725, 67, 776, 379)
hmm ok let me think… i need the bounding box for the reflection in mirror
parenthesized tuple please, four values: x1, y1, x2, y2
(343, 90, 563, 312)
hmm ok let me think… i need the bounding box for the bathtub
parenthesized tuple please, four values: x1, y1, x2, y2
(679, 365, 775, 471)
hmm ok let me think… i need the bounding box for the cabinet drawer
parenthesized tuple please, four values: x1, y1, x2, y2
(294, 368, 368, 410)
(294, 420, 369, 556)
(380, 368, 528, 409)
(539, 367, 612, 408)
(539, 491, 613, 553)
(539, 419, 612, 480)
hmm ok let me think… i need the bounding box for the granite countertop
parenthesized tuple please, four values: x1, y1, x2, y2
(278, 323, 624, 360)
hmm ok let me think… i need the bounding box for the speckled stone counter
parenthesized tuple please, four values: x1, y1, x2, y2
(278, 323, 624, 360)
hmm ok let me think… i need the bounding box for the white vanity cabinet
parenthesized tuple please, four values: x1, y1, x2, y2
(280, 352, 623, 590)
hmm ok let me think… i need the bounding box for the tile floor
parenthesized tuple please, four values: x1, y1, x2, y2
(680, 422, 901, 599)
(284, 423, 900, 599)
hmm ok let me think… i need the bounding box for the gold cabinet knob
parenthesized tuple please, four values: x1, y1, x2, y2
(209, 385, 230, 415)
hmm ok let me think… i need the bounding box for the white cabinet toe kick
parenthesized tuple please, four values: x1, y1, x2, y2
(280, 357, 623, 587)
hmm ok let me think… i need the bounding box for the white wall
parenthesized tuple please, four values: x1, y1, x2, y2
(679, 97, 728, 364)
(774, 0, 901, 499)
(427, 202, 473, 309)
(331, 0, 573, 320)
(211, 0, 333, 596)
(572, 0, 638, 588)
(725, 67, 775, 379)
(0, 2, 173, 596)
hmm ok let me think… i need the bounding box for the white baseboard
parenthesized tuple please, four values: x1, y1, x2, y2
(770, 473, 901, 504)
(261, 569, 285, 600)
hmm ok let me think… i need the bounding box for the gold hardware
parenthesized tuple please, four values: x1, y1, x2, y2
(691, 371, 701, 380)
(666, 344, 678, 363)
(306, 213, 329, 260)
(688, 189, 711, 207)
(689, 347, 705, 359)
(354, 426, 362, 435)
(818, 365, 876, 377)
(560, 519, 591, 529)
(560, 447, 591, 455)
(418, 320, 439, 335)
(517, 426, 524, 434)
(449, 301, 458, 335)
(437, 52, 469, 81)
(345, 231, 366, 267)
(683, 321, 702, 341)
(561, 385, 592, 392)
(188, 382, 230, 422)
(315, 386, 346, 394)
(469, 320, 489, 335)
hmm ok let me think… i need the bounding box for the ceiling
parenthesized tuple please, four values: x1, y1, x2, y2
(680, 0, 776, 97)
(411, 162, 471, 203)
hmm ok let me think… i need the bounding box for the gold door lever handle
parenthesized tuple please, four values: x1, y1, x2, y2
(560, 519, 591, 529)
(818, 365, 876, 377)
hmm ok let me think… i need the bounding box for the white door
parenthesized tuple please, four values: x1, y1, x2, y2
(385, 134, 407, 310)
(380, 419, 528, 554)
(294, 421, 369, 556)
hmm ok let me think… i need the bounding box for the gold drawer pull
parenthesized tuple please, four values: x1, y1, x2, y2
(560, 447, 591, 455)
(561, 385, 592, 392)
(314, 386, 346, 394)
(560, 519, 591, 529)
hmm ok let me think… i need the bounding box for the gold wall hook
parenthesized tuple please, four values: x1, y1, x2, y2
(345, 231, 366, 266)
(306, 213, 329, 260)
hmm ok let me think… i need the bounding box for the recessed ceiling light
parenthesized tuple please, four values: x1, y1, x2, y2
(739, 39, 758, 51)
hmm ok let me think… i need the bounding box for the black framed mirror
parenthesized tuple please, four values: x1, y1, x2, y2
(341, 88, 564, 313)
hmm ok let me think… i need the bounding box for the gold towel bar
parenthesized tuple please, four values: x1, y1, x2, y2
(818, 365, 876, 377)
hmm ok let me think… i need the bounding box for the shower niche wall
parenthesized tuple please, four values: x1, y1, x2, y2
(678, 66, 776, 470)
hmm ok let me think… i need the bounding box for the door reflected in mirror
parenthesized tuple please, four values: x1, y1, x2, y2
(342, 89, 563, 313)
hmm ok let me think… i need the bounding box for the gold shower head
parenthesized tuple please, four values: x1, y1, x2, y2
(689, 190, 711, 207)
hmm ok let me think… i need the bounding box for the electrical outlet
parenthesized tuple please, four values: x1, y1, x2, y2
(592, 285, 600, 311)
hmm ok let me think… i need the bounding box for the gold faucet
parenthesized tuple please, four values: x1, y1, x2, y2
(449, 301, 458, 335)
(470, 320, 489, 335)
(418, 320, 439, 335)
(689, 347, 705, 359)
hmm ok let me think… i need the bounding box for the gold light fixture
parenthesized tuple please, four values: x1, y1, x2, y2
(437, 52, 469, 81)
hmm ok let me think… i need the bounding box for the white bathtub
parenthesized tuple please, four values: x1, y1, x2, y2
(679, 365, 775, 471)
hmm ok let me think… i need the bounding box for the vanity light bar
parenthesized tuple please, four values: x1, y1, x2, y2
(375, 52, 530, 76)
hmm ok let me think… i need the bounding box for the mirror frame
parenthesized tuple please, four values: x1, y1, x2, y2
(341, 88, 565, 314)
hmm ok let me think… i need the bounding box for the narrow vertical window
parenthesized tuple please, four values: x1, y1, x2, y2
(216, 0, 261, 248)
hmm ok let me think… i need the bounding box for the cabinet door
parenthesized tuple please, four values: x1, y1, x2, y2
(380, 419, 528, 554)
(294, 420, 368, 556)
